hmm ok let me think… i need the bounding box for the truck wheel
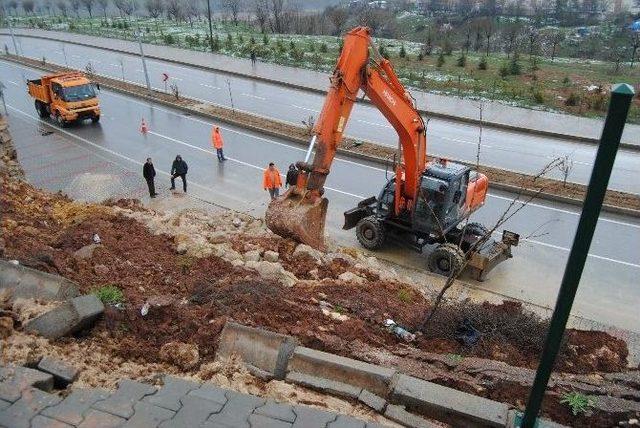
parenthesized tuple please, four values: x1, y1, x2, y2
(56, 114, 67, 128)
(356, 216, 386, 250)
(91, 115, 100, 123)
(35, 101, 48, 118)
(428, 243, 465, 277)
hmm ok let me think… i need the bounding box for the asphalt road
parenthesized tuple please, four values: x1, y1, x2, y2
(2, 34, 639, 195)
(2, 60, 639, 333)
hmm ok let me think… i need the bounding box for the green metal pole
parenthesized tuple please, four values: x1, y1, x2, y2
(521, 83, 635, 428)
(206, 0, 214, 53)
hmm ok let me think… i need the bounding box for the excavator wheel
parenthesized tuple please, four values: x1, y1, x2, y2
(356, 216, 386, 250)
(428, 243, 465, 277)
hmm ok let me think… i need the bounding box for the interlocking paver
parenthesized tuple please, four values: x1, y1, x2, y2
(291, 405, 338, 428)
(122, 401, 175, 428)
(248, 414, 293, 428)
(0, 388, 62, 428)
(159, 395, 224, 428)
(187, 383, 228, 405)
(143, 376, 199, 411)
(0, 366, 54, 401)
(77, 408, 126, 428)
(254, 400, 296, 423)
(327, 415, 366, 428)
(31, 415, 74, 428)
(41, 387, 110, 426)
(0, 399, 10, 411)
(37, 357, 80, 387)
(92, 379, 156, 418)
(203, 391, 265, 428)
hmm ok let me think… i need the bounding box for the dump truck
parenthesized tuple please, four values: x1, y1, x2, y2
(27, 72, 100, 126)
(265, 27, 519, 281)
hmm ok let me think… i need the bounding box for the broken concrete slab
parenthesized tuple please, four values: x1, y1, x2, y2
(0, 366, 54, 402)
(37, 357, 79, 388)
(0, 260, 79, 302)
(216, 321, 297, 380)
(25, 294, 104, 339)
(358, 389, 387, 413)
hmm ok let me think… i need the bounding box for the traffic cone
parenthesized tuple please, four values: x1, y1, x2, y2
(140, 118, 148, 134)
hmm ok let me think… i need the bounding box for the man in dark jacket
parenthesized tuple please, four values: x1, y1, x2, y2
(285, 163, 298, 189)
(170, 155, 188, 192)
(143, 157, 157, 198)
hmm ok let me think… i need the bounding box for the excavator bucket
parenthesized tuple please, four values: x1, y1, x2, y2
(265, 192, 329, 251)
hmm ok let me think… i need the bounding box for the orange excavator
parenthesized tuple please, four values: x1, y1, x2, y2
(266, 27, 518, 280)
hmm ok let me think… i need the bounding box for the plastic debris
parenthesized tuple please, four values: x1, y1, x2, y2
(140, 302, 150, 316)
(384, 319, 416, 342)
(8, 260, 19, 265)
(92, 233, 101, 244)
(455, 318, 480, 346)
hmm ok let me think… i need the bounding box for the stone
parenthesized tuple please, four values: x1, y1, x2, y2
(203, 390, 264, 428)
(324, 252, 356, 266)
(0, 366, 54, 400)
(37, 357, 79, 388)
(263, 250, 280, 262)
(31, 415, 74, 428)
(159, 342, 200, 370)
(0, 388, 62, 428)
(337, 272, 366, 284)
(231, 259, 245, 267)
(292, 244, 323, 262)
(42, 388, 109, 426)
(122, 401, 175, 428)
(212, 243, 243, 262)
(93, 264, 110, 275)
(216, 322, 297, 380)
(73, 244, 100, 260)
(0, 259, 79, 302)
(357, 389, 387, 413)
(384, 404, 440, 428)
(188, 384, 228, 404)
(391, 374, 509, 427)
(287, 346, 396, 397)
(254, 400, 297, 423)
(208, 231, 228, 244)
(232, 217, 242, 228)
(77, 409, 126, 428)
(0, 316, 13, 339)
(176, 243, 188, 255)
(244, 261, 298, 287)
(144, 376, 199, 411)
(291, 405, 337, 428)
(92, 379, 157, 419)
(25, 294, 104, 339)
(286, 371, 361, 399)
(243, 250, 261, 262)
(160, 395, 224, 428)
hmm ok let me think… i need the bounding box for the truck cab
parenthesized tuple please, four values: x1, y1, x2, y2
(28, 72, 101, 126)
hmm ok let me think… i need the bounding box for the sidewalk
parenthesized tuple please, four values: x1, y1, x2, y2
(4, 28, 639, 147)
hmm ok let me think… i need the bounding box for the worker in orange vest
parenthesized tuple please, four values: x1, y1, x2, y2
(263, 162, 282, 200)
(211, 125, 226, 162)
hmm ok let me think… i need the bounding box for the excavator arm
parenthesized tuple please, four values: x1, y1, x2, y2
(265, 26, 427, 249)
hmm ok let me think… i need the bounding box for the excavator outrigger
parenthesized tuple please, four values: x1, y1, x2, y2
(266, 27, 519, 280)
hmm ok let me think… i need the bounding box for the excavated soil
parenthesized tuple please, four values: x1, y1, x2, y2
(6, 55, 639, 213)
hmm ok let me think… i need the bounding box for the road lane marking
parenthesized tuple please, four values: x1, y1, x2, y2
(357, 119, 391, 128)
(523, 238, 640, 268)
(200, 83, 221, 90)
(292, 105, 319, 113)
(240, 93, 266, 100)
(7, 80, 18, 85)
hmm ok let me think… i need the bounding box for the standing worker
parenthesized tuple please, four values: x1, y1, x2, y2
(250, 50, 257, 67)
(263, 162, 282, 200)
(285, 163, 298, 189)
(143, 157, 158, 198)
(211, 126, 227, 162)
(170, 155, 188, 193)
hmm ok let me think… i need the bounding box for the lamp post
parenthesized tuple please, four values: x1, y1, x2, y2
(136, 30, 151, 93)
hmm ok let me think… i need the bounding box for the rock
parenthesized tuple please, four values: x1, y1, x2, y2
(212, 243, 243, 262)
(263, 250, 279, 263)
(73, 244, 101, 260)
(93, 264, 110, 275)
(208, 231, 228, 244)
(243, 250, 262, 263)
(232, 218, 242, 228)
(308, 269, 319, 279)
(245, 261, 298, 287)
(159, 342, 200, 370)
(25, 294, 104, 339)
(231, 260, 245, 267)
(37, 356, 79, 387)
(146, 295, 175, 308)
(176, 243, 188, 255)
(292, 244, 323, 262)
(0, 316, 13, 339)
(338, 271, 366, 284)
(324, 252, 356, 266)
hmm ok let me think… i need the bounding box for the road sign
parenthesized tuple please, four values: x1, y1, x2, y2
(162, 73, 169, 82)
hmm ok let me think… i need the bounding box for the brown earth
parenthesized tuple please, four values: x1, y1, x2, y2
(5, 55, 639, 213)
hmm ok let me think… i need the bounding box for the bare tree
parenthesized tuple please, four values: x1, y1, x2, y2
(5, 0, 19, 16)
(558, 155, 574, 187)
(56, 0, 68, 16)
(21, 0, 34, 14)
(325, 5, 348, 36)
(547, 30, 565, 61)
(184, 0, 200, 27)
(80, 0, 94, 17)
(113, 0, 135, 18)
(269, 0, 284, 33)
(165, 0, 182, 21)
(254, 0, 268, 33)
(223, 0, 242, 26)
(96, 0, 108, 21)
(527, 26, 539, 62)
(630, 30, 639, 68)
(481, 18, 494, 56)
(69, 0, 80, 16)
(501, 22, 521, 59)
(145, 0, 162, 17)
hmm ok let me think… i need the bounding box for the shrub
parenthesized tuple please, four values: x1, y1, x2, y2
(320, 43, 328, 53)
(262, 33, 269, 45)
(225, 33, 233, 50)
(399, 44, 406, 58)
(250, 36, 256, 45)
(211, 34, 221, 51)
(565, 91, 580, 106)
(163, 33, 174, 45)
(509, 56, 521, 75)
(237, 33, 244, 43)
(397, 288, 412, 303)
(562, 76, 571, 86)
(499, 63, 509, 78)
(289, 40, 295, 50)
(417, 52, 424, 61)
(379, 45, 388, 59)
(93, 285, 124, 305)
(478, 56, 487, 70)
(436, 52, 445, 68)
(456, 54, 466, 67)
(532, 89, 545, 104)
(560, 392, 594, 416)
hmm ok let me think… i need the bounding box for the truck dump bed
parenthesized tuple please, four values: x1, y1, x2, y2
(27, 78, 50, 103)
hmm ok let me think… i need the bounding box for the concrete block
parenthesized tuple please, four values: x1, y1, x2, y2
(144, 375, 199, 411)
(160, 395, 224, 428)
(254, 400, 296, 423)
(216, 321, 297, 380)
(287, 346, 396, 397)
(0, 387, 62, 428)
(291, 406, 338, 428)
(122, 401, 175, 428)
(506, 410, 569, 428)
(92, 379, 157, 419)
(391, 374, 510, 427)
(0, 260, 79, 302)
(42, 388, 109, 426)
(204, 390, 264, 428)
(0, 366, 54, 402)
(327, 415, 366, 428)
(286, 371, 362, 399)
(25, 294, 104, 339)
(31, 415, 74, 428)
(187, 383, 228, 405)
(77, 409, 126, 428)
(384, 404, 440, 428)
(37, 357, 79, 387)
(358, 389, 387, 413)
(248, 414, 292, 428)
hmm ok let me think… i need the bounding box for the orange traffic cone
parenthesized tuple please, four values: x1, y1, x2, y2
(140, 118, 148, 134)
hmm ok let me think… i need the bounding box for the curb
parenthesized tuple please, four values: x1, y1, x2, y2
(3, 30, 638, 151)
(4, 55, 638, 219)
(0, 259, 80, 302)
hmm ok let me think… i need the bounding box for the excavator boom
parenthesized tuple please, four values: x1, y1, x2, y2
(266, 27, 426, 249)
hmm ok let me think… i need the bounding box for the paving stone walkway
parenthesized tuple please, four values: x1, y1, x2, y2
(0, 375, 387, 428)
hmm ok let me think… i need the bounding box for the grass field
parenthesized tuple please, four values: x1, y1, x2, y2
(6, 15, 639, 123)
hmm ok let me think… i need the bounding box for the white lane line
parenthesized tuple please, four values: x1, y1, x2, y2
(171, 77, 183, 81)
(523, 238, 640, 269)
(357, 119, 391, 129)
(292, 104, 319, 113)
(200, 83, 221, 90)
(7, 80, 18, 86)
(147, 130, 364, 199)
(240, 93, 266, 101)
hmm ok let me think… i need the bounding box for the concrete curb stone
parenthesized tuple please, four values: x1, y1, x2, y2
(37, 357, 79, 388)
(357, 389, 387, 413)
(0, 260, 80, 302)
(285, 371, 362, 399)
(384, 404, 441, 428)
(25, 294, 104, 339)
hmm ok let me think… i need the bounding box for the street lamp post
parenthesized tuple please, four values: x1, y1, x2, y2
(206, 0, 214, 53)
(136, 30, 151, 93)
(9, 21, 20, 56)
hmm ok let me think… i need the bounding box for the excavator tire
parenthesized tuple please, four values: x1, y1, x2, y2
(428, 243, 465, 277)
(356, 216, 386, 250)
(465, 222, 489, 237)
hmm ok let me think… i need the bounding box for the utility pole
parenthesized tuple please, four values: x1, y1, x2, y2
(9, 21, 20, 56)
(0, 82, 7, 116)
(520, 83, 635, 428)
(206, 0, 214, 53)
(136, 31, 151, 93)
(61, 43, 68, 67)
